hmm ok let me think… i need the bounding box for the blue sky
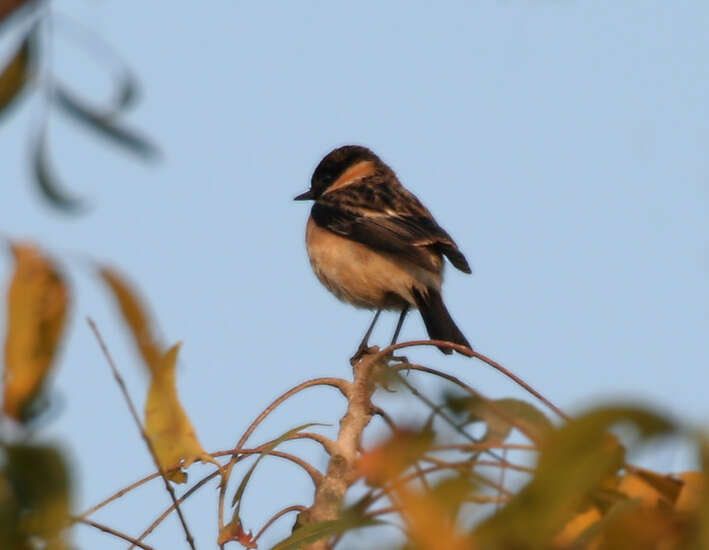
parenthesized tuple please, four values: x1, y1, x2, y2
(1, 1, 707, 548)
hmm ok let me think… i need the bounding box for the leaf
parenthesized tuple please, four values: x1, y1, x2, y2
(232, 422, 327, 511)
(54, 85, 159, 160)
(396, 484, 473, 550)
(32, 129, 84, 212)
(271, 509, 382, 550)
(552, 506, 602, 549)
(618, 470, 682, 507)
(0, 28, 35, 118)
(2, 444, 73, 548)
(217, 518, 257, 548)
(357, 429, 434, 487)
(473, 406, 674, 550)
(3, 243, 69, 422)
(675, 471, 703, 512)
(467, 396, 554, 445)
(99, 267, 162, 371)
(144, 343, 214, 483)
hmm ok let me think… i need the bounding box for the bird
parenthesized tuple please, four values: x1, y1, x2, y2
(295, 145, 472, 361)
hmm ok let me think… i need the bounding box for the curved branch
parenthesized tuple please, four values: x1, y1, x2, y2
(254, 505, 307, 542)
(235, 377, 350, 451)
(393, 363, 543, 445)
(371, 340, 568, 421)
(218, 377, 349, 535)
(212, 448, 323, 486)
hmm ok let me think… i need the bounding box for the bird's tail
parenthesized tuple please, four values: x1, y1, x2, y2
(412, 287, 471, 354)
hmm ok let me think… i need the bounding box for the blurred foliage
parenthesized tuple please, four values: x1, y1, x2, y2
(0, 444, 73, 550)
(0, 5, 706, 550)
(0, 0, 157, 212)
(0, 241, 706, 549)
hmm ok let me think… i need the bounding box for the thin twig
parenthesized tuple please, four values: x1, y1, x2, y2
(372, 340, 569, 421)
(254, 505, 307, 541)
(212, 448, 323, 485)
(129, 469, 221, 549)
(72, 516, 155, 550)
(394, 363, 542, 445)
(77, 471, 161, 519)
(87, 318, 197, 550)
(218, 377, 350, 535)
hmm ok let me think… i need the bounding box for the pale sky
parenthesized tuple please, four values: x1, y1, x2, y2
(1, 2, 707, 548)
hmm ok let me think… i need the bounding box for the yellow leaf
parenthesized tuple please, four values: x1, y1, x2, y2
(144, 343, 214, 483)
(618, 473, 665, 507)
(3, 243, 68, 421)
(675, 471, 703, 513)
(553, 507, 602, 549)
(99, 267, 161, 371)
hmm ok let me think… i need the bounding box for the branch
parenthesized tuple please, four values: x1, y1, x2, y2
(72, 516, 155, 550)
(212, 448, 323, 486)
(300, 352, 384, 549)
(374, 340, 569, 421)
(254, 505, 307, 542)
(217, 377, 349, 534)
(87, 318, 197, 550)
(129, 469, 221, 550)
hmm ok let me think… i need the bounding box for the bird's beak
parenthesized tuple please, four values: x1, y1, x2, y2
(294, 189, 315, 201)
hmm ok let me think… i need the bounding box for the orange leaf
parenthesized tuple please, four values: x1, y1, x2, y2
(217, 517, 257, 548)
(553, 507, 602, 549)
(396, 484, 471, 550)
(675, 471, 704, 512)
(99, 267, 161, 371)
(3, 243, 68, 421)
(357, 430, 433, 486)
(144, 343, 216, 483)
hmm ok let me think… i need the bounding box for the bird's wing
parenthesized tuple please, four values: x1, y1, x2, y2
(312, 180, 471, 274)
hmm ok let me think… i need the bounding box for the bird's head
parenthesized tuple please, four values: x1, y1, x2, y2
(294, 145, 380, 201)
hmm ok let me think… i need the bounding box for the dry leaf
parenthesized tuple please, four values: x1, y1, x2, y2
(99, 267, 161, 371)
(3, 243, 68, 421)
(217, 517, 257, 548)
(144, 343, 215, 482)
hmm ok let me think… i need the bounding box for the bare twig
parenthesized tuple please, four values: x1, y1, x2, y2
(254, 505, 307, 542)
(374, 340, 569, 421)
(77, 471, 161, 519)
(393, 363, 542, 445)
(72, 516, 155, 550)
(130, 469, 221, 549)
(217, 377, 350, 535)
(87, 318, 197, 550)
(212, 448, 323, 485)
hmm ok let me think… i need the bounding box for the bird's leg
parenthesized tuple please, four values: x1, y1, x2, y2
(350, 309, 382, 364)
(389, 304, 410, 364)
(390, 304, 409, 346)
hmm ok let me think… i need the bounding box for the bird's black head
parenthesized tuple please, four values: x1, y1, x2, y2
(294, 145, 380, 201)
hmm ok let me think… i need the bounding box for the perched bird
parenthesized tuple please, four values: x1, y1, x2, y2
(295, 145, 472, 359)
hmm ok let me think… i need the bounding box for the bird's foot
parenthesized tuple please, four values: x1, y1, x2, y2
(350, 344, 379, 366)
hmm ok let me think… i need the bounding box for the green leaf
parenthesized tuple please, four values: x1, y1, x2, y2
(53, 85, 159, 159)
(32, 129, 84, 212)
(473, 405, 674, 550)
(0, 28, 36, 118)
(271, 510, 382, 550)
(1, 444, 73, 549)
